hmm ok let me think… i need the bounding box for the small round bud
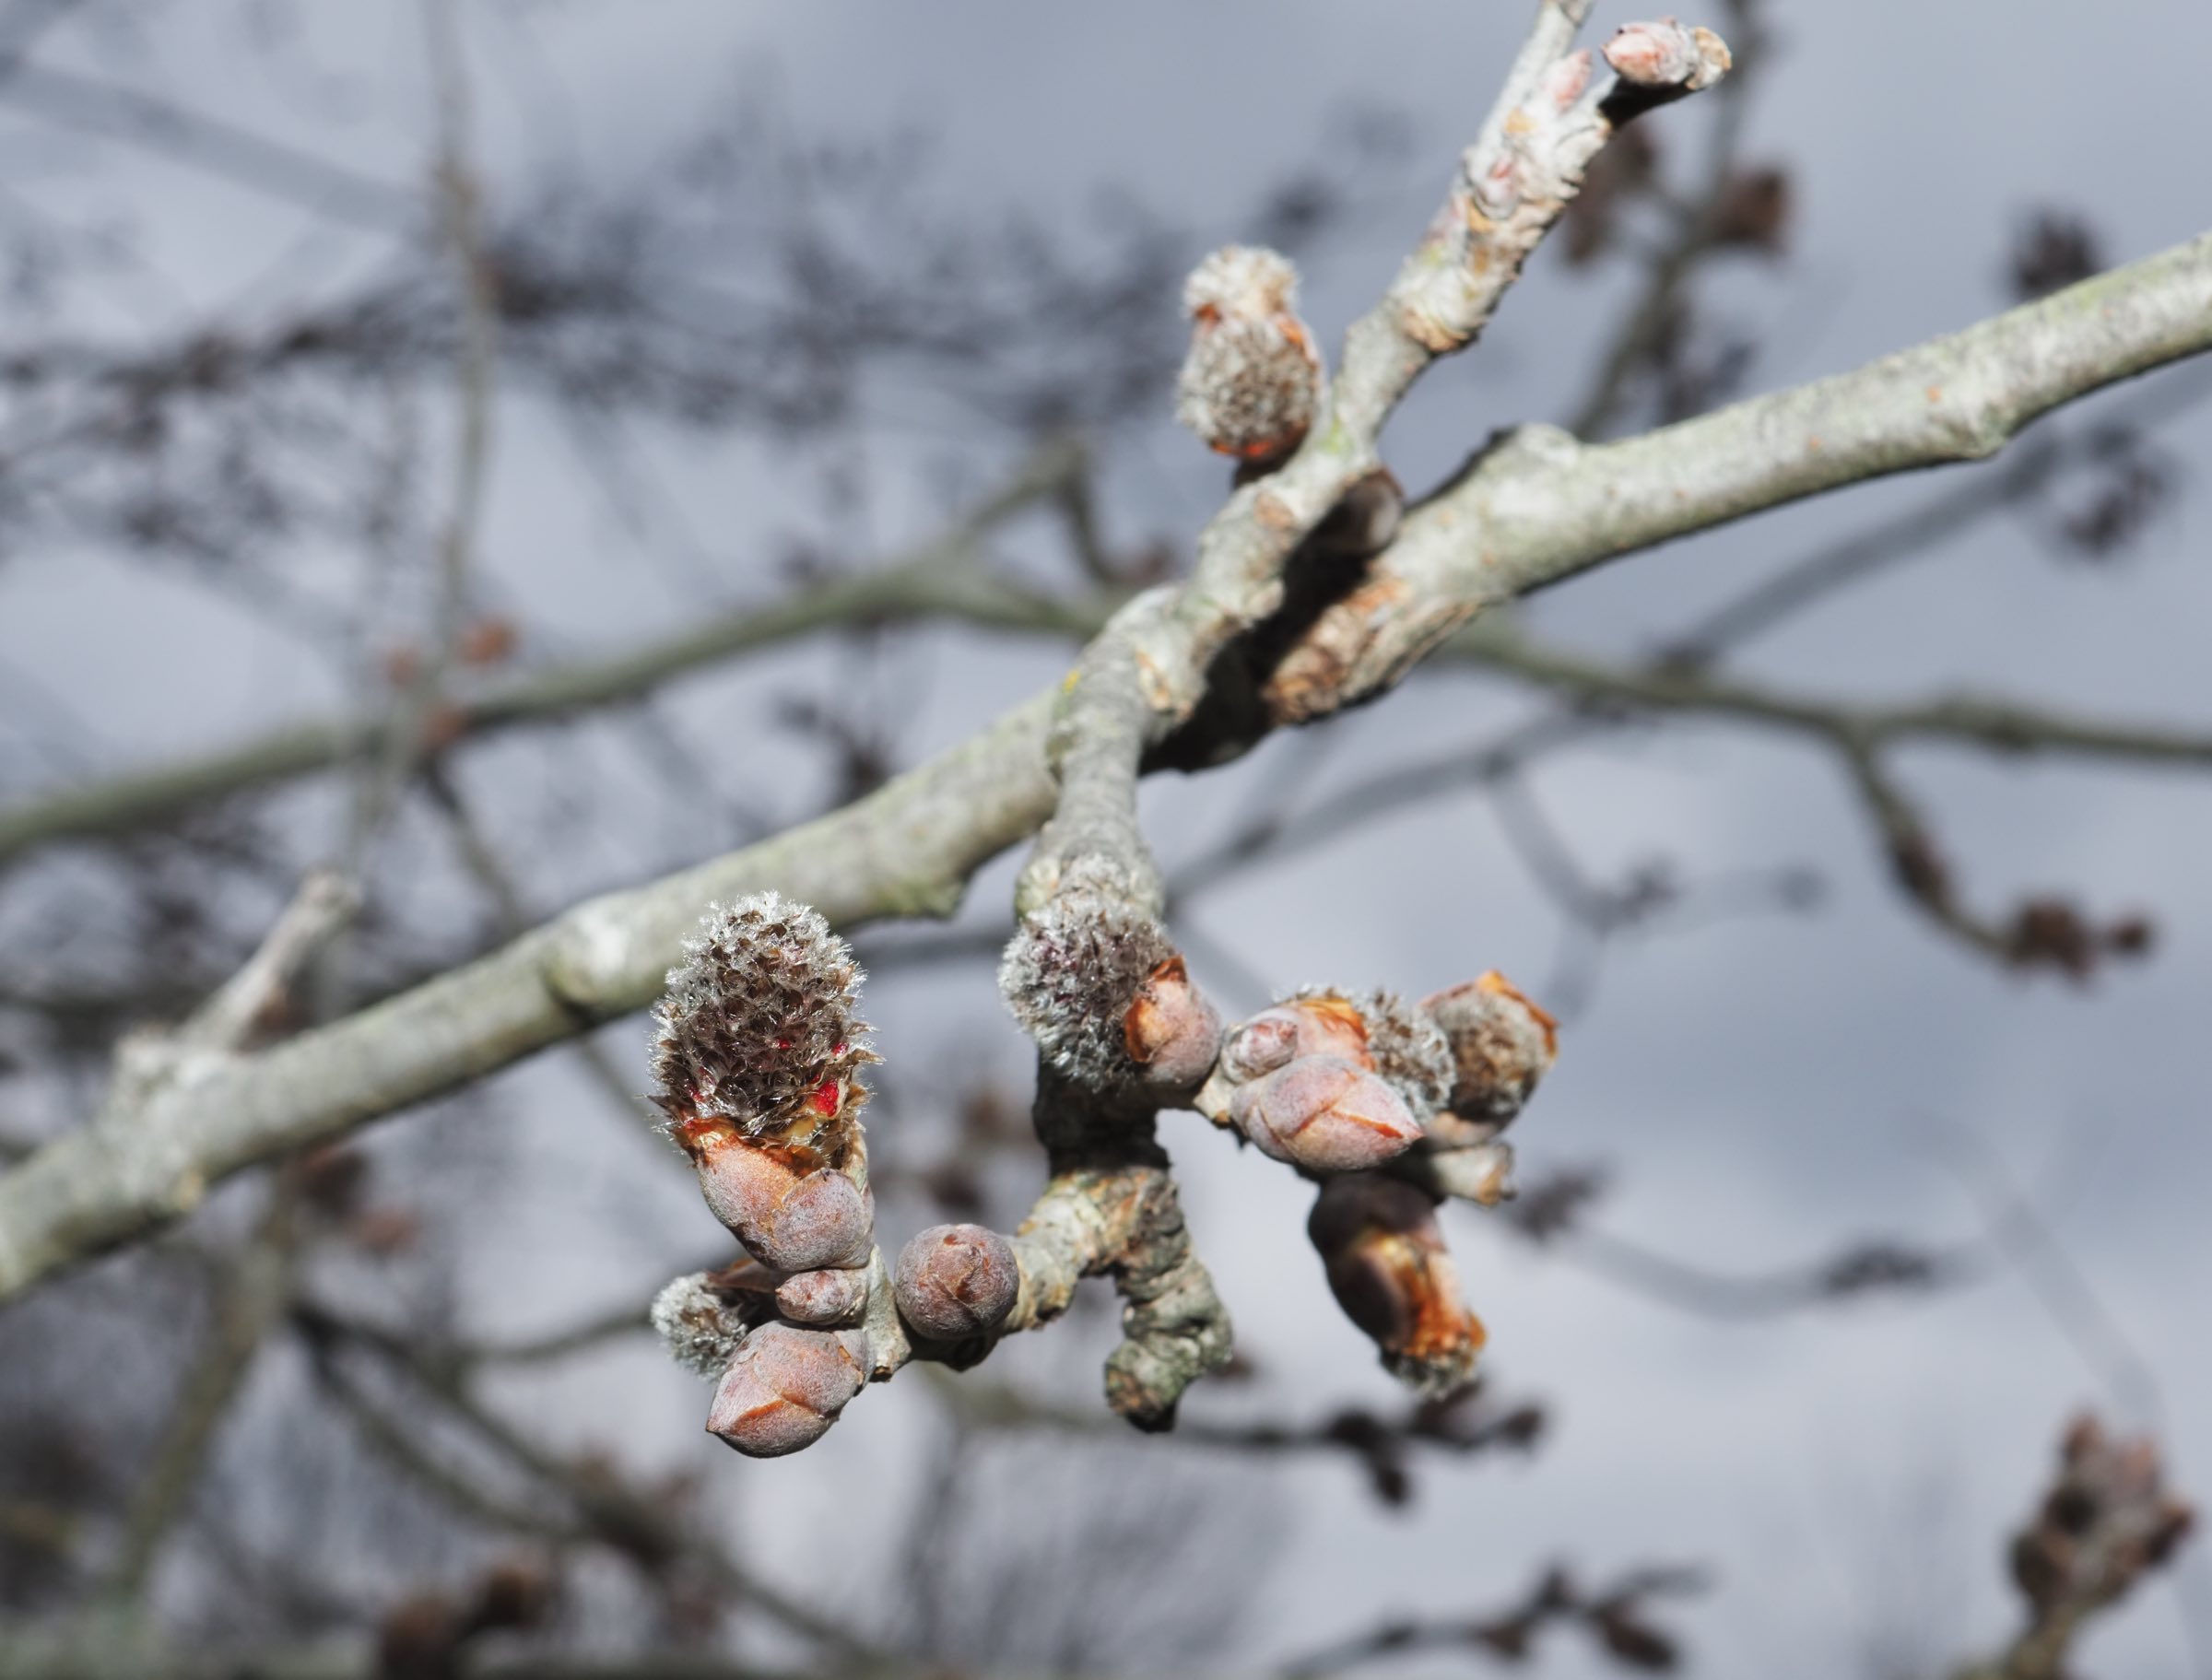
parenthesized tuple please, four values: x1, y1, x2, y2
(1174, 245, 1321, 465)
(1421, 972, 1558, 1128)
(775, 1265, 871, 1326)
(1277, 991, 1372, 1063)
(1123, 956, 1224, 1093)
(895, 1223, 1020, 1341)
(1308, 1176, 1484, 1398)
(1222, 1011, 1299, 1080)
(1229, 1054, 1424, 1174)
(694, 1143, 873, 1273)
(706, 1323, 869, 1458)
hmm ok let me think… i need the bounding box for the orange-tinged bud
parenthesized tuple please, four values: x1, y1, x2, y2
(1230, 1053, 1424, 1173)
(1308, 1175, 1484, 1397)
(706, 1323, 869, 1458)
(1421, 971, 1558, 1128)
(1123, 956, 1224, 1093)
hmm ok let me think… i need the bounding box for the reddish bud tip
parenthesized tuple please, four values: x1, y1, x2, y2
(1308, 1176, 1484, 1398)
(1230, 1053, 1423, 1173)
(706, 1323, 869, 1458)
(895, 1223, 1021, 1341)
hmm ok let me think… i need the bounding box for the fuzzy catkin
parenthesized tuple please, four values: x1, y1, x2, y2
(998, 858, 1175, 1089)
(650, 892, 877, 1147)
(650, 1272, 755, 1380)
(1288, 985, 1453, 1117)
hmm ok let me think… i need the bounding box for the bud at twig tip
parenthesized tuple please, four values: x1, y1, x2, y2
(895, 1223, 1020, 1341)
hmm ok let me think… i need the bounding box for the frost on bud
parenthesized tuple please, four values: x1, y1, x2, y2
(1123, 956, 1224, 1094)
(1174, 244, 1322, 466)
(690, 1140, 874, 1273)
(775, 1265, 871, 1326)
(651, 1271, 762, 1380)
(650, 892, 879, 1166)
(706, 1323, 870, 1458)
(999, 859, 1177, 1089)
(1421, 971, 1558, 1130)
(1332, 988, 1452, 1119)
(1230, 1054, 1424, 1174)
(1308, 1175, 1485, 1398)
(894, 1223, 1021, 1342)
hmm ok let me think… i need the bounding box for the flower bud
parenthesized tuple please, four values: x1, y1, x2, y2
(1308, 1176, 1484, 1398)
(1222, 1011, 1300, 1081)
(1174, 245, 1322, 465)
(692, 1142, 873, 1273)
(775, 1265, 871, 1326)
(1421, 971, 1558, 1128)
(706, 1323, 870, 1458)
(895, 1223, 1020, 1341)
(1123, 956, 1224, 1094)
(999, 857, 1175, 1090)
(1604, 19, 1732, 91)
(651, 893, 879, 1170)
(1230, 1054, 1424, 1174)
(1278, 992, 1371, 1063)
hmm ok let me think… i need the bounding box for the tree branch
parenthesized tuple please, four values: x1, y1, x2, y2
(1265, 229, 2212, 722)
(1, 219, 2206, 1309)
(0, 441, 1085, 866)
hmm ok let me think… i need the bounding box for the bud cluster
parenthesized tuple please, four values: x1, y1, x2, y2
(1194, 989, 1441, 1175)
(1194, 973, 1556, 1397)
(2008, 1415, 2195, 1622)
(649, 894, 885, 1457)
(651, 895, 1033, 1456)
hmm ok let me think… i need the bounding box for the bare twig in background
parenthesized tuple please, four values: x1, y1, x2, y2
(1950, 1416, 2195, 1680)
(1283, 1561, 1709, 1676)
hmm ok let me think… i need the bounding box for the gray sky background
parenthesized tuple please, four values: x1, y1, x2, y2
(3, 4, 2209, 1676)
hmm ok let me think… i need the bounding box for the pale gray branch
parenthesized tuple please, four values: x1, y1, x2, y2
(1, 226, 2206, 1305)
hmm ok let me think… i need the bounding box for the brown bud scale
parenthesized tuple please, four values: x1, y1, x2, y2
(895, 1223, 1020, 1341)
